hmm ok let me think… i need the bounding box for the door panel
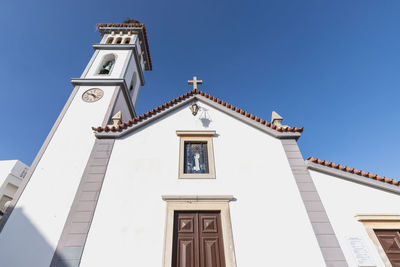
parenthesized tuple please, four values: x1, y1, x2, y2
(178, 238, 196, 267)
(173, 211, 225, 267)
(200, 237, 222, 267)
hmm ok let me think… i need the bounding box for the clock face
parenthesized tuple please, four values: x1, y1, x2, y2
(82, 88, 104, 102)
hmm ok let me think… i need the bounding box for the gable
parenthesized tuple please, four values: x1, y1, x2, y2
(116, 99, 287, 153)
(93, 89, 303, 139)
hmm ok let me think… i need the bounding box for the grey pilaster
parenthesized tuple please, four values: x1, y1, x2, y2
(50, 139, 115, 267)
(281, 139, 348, 267)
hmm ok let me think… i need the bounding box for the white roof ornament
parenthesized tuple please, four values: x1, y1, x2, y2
(109, 111, 122, 127)
(271, 111, 288, 128)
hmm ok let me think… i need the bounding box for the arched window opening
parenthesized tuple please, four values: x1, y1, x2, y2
(98, 54, 116, 75)
(130, 72, 137, 91)
(115, 37, 122, 44)
(124, 38, 131, 44)
(106, 37, 114, 44)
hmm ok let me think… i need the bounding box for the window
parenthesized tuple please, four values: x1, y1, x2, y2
(115, 37, 122, 44)
(123, 37, 131, 44)
(184, 142, 208, 174)
(130, 72, 137, 91)
(106, 37, 114, 44)
(356, 214, 400, 266)
(177, 131, 216, 179)
(97, 54, 116, 75)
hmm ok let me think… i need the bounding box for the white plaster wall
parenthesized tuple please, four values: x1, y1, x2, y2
(0, 85, 116, 267)
(0, 160, 27, 210)
(0, 160, 18, 185)
(10, 160, 29, 178)
(110, 89, 132, 123)
(131, 80, 141, 107)
(0, 175, 22, 211)
(123, 53, 139, 92)
(309, 169, 400, 267)
(85, 50, 130, 78)
(81, 101, 327, 267)
(134, 36, 145, 71)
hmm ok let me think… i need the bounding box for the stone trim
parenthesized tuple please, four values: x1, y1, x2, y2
(71, 78, 127, 89)
(356, 214, 400, 266)
(161, 196, 237, 267)
(281, 139, 348, 267)
(176, 130, 216, 136)
(93, 44, 137, 50)
(0, 86, 81, 232)
(355, 214, 400, 221)
(178, 134, 216, 179)
(50, 139, 115, 267)
(307, 161, 400, 195)
(162, 195, 233, 201)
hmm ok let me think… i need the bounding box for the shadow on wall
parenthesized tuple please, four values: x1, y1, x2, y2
(0, 208, 70, 267)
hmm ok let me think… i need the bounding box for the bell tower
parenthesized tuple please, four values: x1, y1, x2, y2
(0, 19, 152, 267)
(72, 18, 152, 123)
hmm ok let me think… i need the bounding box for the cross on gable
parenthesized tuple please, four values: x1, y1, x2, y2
(188, 76, 203, 90)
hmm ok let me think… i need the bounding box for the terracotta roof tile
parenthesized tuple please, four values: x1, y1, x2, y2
(92, 89, 304, 134)
(307, 157, 399, 186)
(97, 23, 152, 70)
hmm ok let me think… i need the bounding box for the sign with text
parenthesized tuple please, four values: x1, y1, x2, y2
(347, 237, 376, 267)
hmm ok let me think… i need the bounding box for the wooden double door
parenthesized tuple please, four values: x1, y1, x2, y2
(375, 230, 400, 267)
(172, 211, 226, 267)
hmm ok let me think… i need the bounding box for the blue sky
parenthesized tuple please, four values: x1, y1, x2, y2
(0, 0, 399, 179)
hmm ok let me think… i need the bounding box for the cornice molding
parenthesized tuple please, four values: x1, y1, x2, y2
(161, 195, 234, 202)
(93, 44, 137, 50)
(355, 214, 400, 222)
(176, 130, 216, 136)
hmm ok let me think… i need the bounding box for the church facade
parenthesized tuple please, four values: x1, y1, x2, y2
(0, 20, 399, 267)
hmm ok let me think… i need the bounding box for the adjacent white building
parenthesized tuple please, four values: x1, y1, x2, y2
(0, 18, 399, 267)
(0, 160, 28, 217)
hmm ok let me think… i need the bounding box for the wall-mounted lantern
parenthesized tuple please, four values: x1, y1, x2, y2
(190, 103, 200, 116)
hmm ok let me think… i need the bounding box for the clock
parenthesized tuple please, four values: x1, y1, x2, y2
(82, 88, 104, 102)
